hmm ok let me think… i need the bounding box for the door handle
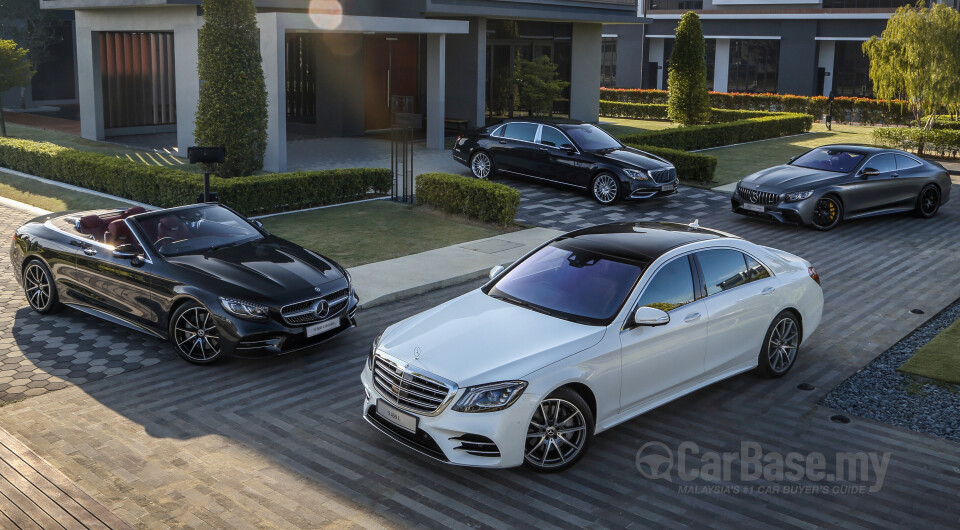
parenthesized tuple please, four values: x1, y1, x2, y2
(762, 286, 776, 295)
(892, 173, 899, 178)
(499, 140, 507, 144)
(684, 312, 701, 323)
(83, 247, 97, 256)
(538, 147, 548, 152)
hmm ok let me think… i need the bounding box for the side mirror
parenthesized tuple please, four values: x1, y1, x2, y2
(788, 155, 798, 163)
(253, 219, 264, 229)
(113, 244, 140, 259)
(633, 306, 670, 327)
(489, 265, 505, 280)
(861, 167, 879, 178)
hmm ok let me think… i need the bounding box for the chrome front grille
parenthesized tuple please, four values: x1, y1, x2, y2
(373, 355, 453, 415)
(280, 287, 350, 326)
(738, 186, 781, 206)
(649, 167, 677, 184)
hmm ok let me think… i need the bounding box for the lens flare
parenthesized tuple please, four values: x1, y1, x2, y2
(308, 0, 343, 30)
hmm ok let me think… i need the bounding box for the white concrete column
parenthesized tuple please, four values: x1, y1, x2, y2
(648, 38, 664, 90)
(173, 23, 200, 156)
(75, 26, 105, 141)
(713, 38, 730, 93)
(474, 18, 487, 127)
(426, 33, 446, 150)
(817, 40, 836, 97)
(258, 13, 286, 172)
(570, 23, 602, 123)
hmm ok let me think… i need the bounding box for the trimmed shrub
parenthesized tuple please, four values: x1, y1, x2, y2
(618, 113, 814, 151)
(0, 138, 392, 214)
(416, 173, 520, 226)
(599, 101, 773, 123)
(667, 12, 711, 126)
(872, 127, 960, 158)
(627, 145, 717, 184)
(195, 0, 268, 177)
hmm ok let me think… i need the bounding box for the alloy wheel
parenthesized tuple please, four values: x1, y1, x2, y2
(811, 197, 841, 230)
(24, 263, 52, 311)
(593, 174, 619, 204)
(919, 186, 940, 217)
(767, 317, 799, 374)
(471, 152, 491, 179)
(525, 398, 588, 469)
(174, 307, 221, 362)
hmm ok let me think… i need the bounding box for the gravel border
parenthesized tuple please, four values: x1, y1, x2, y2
(820, 297, 960, 442)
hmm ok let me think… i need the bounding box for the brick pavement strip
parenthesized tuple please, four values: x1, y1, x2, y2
(0, 174, 959, 528)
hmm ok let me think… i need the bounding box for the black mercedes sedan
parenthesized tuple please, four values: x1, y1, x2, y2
(732, 145, 951, 230)
(452, 119, 678, 205)
(10, 204, 358, 364)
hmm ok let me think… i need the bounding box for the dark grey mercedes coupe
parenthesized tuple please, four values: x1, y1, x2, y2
(731, 145, 951, 230)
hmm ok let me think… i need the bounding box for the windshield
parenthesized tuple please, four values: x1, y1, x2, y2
(135, 205, 263, 257)
(790, 148, 865, 173)
(486, 241, 645, 326)
(565, 125, 622, 151)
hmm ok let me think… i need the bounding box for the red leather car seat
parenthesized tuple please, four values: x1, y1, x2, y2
(79, 214, 108, 241)
(104, 219, 139, 249)
(157, 217, 189, 241)
(122, 206, 147, 218)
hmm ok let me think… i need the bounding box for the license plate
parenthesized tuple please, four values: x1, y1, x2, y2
(742, 203, 765, 213)
(661, 183, 675, 192)
(305, 319, 340, 337)
(376, 399, 418, 433)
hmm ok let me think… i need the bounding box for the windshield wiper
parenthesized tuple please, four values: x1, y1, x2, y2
(595, 146, 620, 154)
(204, 241, 243, 253)
(489, 293, 554, 317)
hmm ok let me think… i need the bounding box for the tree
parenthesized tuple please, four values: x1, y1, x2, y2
(194, 0, 268, 177)
(863, 2, 960, 130)
(514, 55, 569, 116)
(667, 12, 711, 126)
(0, 39, 35, 136)
(0, 0, 62, 70)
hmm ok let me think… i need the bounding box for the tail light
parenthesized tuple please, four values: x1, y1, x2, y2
(455, 134, 464, 144)
(808, 266, 820, 286)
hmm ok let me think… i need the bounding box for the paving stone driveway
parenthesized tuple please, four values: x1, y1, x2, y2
(1, 173, 959, 528)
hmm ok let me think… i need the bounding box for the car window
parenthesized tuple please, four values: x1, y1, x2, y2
(501, 123, 539, 143)
(698, 249, 751, 296)
(564, 124, 621, 151)
(540, 126, 573, 149)
(866, 154, 897, 173)
(487, 242, 646, 325)
(896, 154, 922, 170)
(636, 257, 696, 313)
(791, 148, 864, 173)
(744, 254, 771, 283)
(135, 205, 263, 257)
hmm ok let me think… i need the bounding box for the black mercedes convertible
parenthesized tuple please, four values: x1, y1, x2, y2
(10, 204, 358, 364)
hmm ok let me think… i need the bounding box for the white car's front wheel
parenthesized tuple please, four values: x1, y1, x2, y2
(523, 388, 594, 472)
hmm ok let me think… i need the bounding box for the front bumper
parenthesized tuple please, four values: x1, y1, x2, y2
(625, 177, 679, 200)
(360, 364, 532, 468)
(214, 294, 359, 358)
(731, 192, 814, 225)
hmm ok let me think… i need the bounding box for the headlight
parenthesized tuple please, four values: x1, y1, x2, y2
(785, 190, 814, 202)
(452, 381, 528, 413)
(623, 168, 650, 181)
(368, 331, 384, 369)
(218, 297, 269, 320)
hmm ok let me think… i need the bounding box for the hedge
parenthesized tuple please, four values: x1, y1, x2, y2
(617, 113, 814, 152)
(872, 127, 960, 158)
(0, 138, 392, 215)
(600, 88, 914, 125)
(416, 172, 520, 226)
(599, 101, 774, 123)
(628, 145, 717, 184)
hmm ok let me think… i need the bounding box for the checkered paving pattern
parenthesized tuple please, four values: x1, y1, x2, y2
(0, 208, 165, 403)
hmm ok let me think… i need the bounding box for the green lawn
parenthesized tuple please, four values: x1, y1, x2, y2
(898, 317, 960, 385)
(0, 170, 133, 211)
(706, 123, 878, 186)
(597, 118, 678, 137)
(4, 123, 202, 173)
(261, 200, 515, 268)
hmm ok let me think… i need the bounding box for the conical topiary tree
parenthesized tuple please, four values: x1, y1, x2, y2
(667, 12, 711, 126)
(194, 0, 267, 177)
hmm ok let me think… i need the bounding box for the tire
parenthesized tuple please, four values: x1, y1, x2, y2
(523, 387, 594, 472)
(170, 301, 224, 365)
(757, 311, 801, 378)
(810, 195, 842, 231)
(915, 184, 941, 219)
(591, 173, 622, 205)
(22, 259, 61, 314)
(470, 151, 494, 179)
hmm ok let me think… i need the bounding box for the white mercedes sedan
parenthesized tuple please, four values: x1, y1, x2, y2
(361, 222, 823, 472)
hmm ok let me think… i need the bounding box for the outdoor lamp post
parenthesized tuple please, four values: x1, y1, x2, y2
(826, 92, 834, 131)
(187, 146, 226, 203)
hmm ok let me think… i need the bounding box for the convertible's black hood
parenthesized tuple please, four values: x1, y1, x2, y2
(602, 147, 672, 171)
(164, 236, 345, 302)
(741, 164, 843, 189)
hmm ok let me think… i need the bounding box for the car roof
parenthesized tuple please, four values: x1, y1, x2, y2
(814, 144, 895, 155)
(554, 222, 739, 264)
(489, 118, 589, 128)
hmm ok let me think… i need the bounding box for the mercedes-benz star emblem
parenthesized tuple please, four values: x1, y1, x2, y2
(315, 300, 330, 319)
(314, 286, 324, 293)
(414, 347, 421, 360)
(750, 190, 760, 204)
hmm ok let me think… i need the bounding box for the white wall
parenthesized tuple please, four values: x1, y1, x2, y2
(817, 40, 835, 97)
(570, 23, 602, 123)
(713, 38, 730, 93)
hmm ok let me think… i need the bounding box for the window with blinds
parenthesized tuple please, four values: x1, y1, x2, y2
(99, 31, 177, 129)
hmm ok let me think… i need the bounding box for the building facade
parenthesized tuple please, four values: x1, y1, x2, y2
(605, 0, 957, 97)
(35, 0, 646, 172)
